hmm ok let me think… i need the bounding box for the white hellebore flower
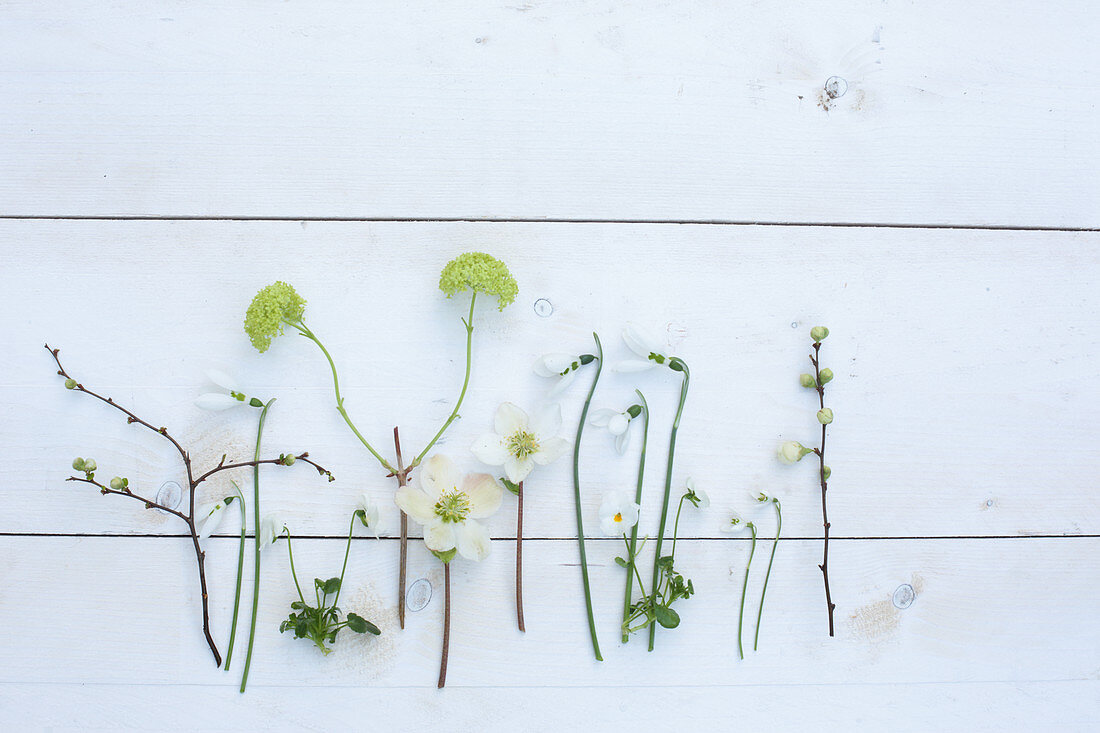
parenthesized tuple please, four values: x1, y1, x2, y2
(599, 491, 642, 536)
(470, 402, 570, 483)
(533, 353, 590, 398)
(196, 499, 230, 540)
(258, 514, 287, 550)
(589, 406, 637, 455)
(684, 477, 710, 509)
(195, 369, 252, 411)
(356, 492, 381, 537)
(613, 323, 673, 373)
(395, 455, 503, 561)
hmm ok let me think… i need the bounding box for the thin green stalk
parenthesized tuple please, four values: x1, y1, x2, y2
(223, 481, 247, 671)
(754, 499, 782, 651)
(292, 321, 395, 474)
(648, 358, 690, 652)
(240, 398, 274, 694)
(738, 523, 757, 661)
(621, 390, 649, 643)
(284, 531, 305, 604)
(413, 291, 476, 467)
(573, 332, 603, 661)
(670, 494, 688, 560)
(332, 513, 358, 608)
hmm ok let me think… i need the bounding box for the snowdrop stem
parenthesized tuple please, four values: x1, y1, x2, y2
(754, 499, 782, 651)
(573, 332, 604, 661)
(413, 291, 477, 468)
(622, 390, 649, 643)
(647, 359, 690, 652)
(292, 321, 396, 474)
(810, 342, 836, 637)
(240, 397, 275, 694)
(670, 494, 689, 560)
(738, 523, 757, 661)
(516, 480, 526, 632)
(284, 531, 306, 604)
(438, 561, 452, 689)
(223, 482, 247, 672)
(332, 513, 358, 608)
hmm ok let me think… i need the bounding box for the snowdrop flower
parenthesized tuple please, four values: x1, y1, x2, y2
(613, 323, 674, 373)
(258, 514, 287, 550)
(589, 403, 642, 455)
(355, 492, 381, 537)
(777, 440, 812, 464)
(470, 402, 570, 483)
(599, 491, 642, 536)
(720, 511, 750, 534)
(196, 498, 232, 540)
(684, 477, 710, 509)
(751, 490, 774, 506)
(395, 455, 503, 561)
(533, 353, 594, 398)
(195, 369, 260, 411)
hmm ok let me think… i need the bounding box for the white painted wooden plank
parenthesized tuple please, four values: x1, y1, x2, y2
(1, 2, 1097, 225)
(2, 537, 1097, 690)
(3, 680, 1097, 731)
(4, 220, 1099, 537)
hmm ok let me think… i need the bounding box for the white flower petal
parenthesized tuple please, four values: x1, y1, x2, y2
(720, 512, 747, 534)
(608, 413, 629, 435)
(420, 454, 461, 500)
(424, 521, 456, 553)
(470, 433, 509, 466)
(529, 403, 563, 439)
(533, 353, 576, 377)
(598, 491, 641, 536)
(614, 429, 630, 455)
(611, 360, 656, 373)
(455, 520, 492, 561)
(623, 323, 663, 360)
(196, 502, 226, 540)
(494, 402, 529, 436)
(204, 369, 238, 392)
(395, 486, 437, 525)
(546, 369, 577, 398)
(589, 408, 617, 428)
(463, 473, 503, 519)
(504, 455, 535, 483)
(532, 437, 569, 466)
(195, 393, 244, 411)
(259, 514, 285, 549)
(695, 488, 711, 509)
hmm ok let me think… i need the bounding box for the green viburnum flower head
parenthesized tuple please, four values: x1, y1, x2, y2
(244, 281, 307, 353)
(438, 252, 518, 311)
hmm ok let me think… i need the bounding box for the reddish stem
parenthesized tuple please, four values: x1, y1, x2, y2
(393, 426, 408, 629)
(811, 342, 836, 636)
(438, 561, 451, 688)
(516, 480, 525, 632)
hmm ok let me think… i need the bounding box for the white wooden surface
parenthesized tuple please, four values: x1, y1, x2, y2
(3, 2, 1100, 731)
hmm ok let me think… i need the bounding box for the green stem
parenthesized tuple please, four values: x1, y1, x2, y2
(738, 523, 757, 661)
(284, 531, 305, 604)
(240, 398, 274, 694)
(622, 390, 649, 643)
(573, 332, 604, 661)
(223, 481, 247, 671)
(292, 321, 395, 474)
(413, 291, 476, 467)
(332, 513, 358, 608)
(670, 494, 688, 561)
(754, 499, 782, 651)
(648, 358, 690, 652)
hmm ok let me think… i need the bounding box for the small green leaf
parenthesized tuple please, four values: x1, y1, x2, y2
(500, 477, 521, 496)
(431, 548, 457, 564)
(323, 577, 341, 595)
(654, 605, 680, 629)
(249, 397, 264, 407)
(614, 557, 628, 568)
(290, 601, 305, 610)
(346, 612, 380, 635)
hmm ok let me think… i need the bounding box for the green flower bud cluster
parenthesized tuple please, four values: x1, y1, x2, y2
(438, 252, 518, 311)
(278, 453, 296, 466)
(244, 281, 307, 353)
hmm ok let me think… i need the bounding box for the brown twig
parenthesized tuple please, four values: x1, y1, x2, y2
(810, 342, 836, 636)
(438, 560, 451, 689)
(516, 480, 525, 632)
(392, 426, 409, 629)
(46, 343, 332, 665)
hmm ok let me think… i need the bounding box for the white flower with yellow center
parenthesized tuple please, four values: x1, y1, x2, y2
(599, 491, 642, 536)
(395, 455, 503, 561)
(470, 402, 570, 483)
